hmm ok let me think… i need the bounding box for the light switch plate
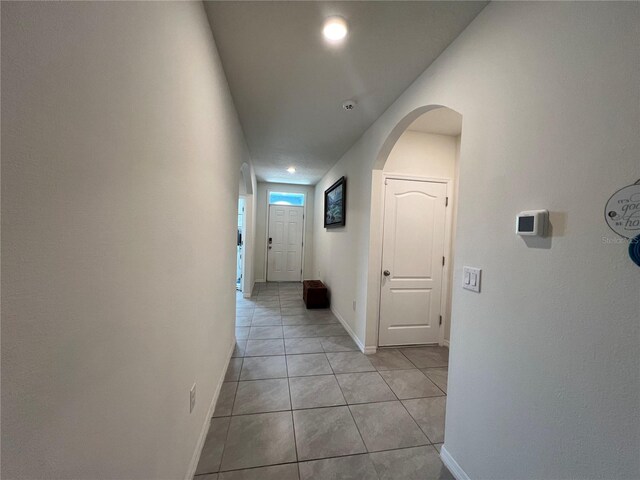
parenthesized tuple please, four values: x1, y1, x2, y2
(463, 266, 481, 292)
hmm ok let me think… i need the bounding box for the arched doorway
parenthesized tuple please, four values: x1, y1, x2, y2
(237, 163, 254, 296)
(369, 106, 463, 348)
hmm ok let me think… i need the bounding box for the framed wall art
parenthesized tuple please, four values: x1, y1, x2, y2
(324, 176, 346, 228)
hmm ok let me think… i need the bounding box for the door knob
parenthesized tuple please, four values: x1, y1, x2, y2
(383, 270, 390, 277)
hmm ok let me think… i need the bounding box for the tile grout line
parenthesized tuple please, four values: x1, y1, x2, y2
(212, 395, 234, 475)
(209, 443, 443, 477)
(283, 332, 300, 465)
(375, 360, 438, 446)
(328, 350, 371, 457)
(424, 372, 448, 396)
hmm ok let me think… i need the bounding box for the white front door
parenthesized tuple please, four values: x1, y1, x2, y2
(379, 179, 447, 346)
(267, 205, 303, 282)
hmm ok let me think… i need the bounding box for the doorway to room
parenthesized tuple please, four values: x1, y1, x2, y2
(236, 162, 254, 298)
(375, 106, 462, 348)
(236, 197, 245, 291)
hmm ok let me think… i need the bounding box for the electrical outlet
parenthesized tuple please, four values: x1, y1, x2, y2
(352, 300, 356, 311)
(190, 383, 196, 413)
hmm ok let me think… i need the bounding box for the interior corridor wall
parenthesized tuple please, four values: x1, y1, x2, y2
(313, 2, 639, 478)
(254, 182, 315, 282)
(1, 2, 250, 479)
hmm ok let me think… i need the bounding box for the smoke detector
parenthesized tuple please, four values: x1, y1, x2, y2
(342, 99, 357, 111)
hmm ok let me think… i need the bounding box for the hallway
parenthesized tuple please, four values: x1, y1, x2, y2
(194, 282, 452, 479)
(3, 2, 638, 478)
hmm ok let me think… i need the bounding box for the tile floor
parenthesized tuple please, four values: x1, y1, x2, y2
(195, 282, 453, 480)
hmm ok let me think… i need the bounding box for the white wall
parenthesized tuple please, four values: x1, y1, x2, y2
(1, 2, 250, 479)
(313, 2, 639, 479)
(383, 130, 458, 343)
(254, 182, 315, 281)
(447, 136, 461, 342)
(385, 130, 457, 178)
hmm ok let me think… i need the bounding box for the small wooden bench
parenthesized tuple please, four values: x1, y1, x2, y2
(303, 280, 329, 309)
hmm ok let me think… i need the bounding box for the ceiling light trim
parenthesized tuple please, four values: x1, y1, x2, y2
(322, 16, 348, 44)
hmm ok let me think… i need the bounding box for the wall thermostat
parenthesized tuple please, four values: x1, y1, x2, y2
(516, 210, 548, 237)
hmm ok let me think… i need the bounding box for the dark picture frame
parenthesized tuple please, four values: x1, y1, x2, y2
(324, 176, 346, 228)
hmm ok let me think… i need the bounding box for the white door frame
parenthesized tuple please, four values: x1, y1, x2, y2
(375, 172, 454, 347)
(237, 196, 246, 292)
(264, 188, 307, 282)
(238, 162, 255, 298)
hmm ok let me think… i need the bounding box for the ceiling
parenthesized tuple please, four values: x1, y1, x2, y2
(204, 1, 486, 184)
(407, 107, 463, 136)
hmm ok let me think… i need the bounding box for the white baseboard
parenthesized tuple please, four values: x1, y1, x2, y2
(255, 279, 266, 283)
(184, 336, 236, 480)
(444, 339, 450, 347)
(440, 445, 471, 480)
(330, 306, 377, 355)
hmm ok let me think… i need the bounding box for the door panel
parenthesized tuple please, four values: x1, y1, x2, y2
(287, 222, 297, 245)
(273, 252, 283, 273)
(379, 179, 447, 346)
(391, 192, 436, 278)
(286, 251, 297, 272)
(268, 205, 303, 282)
(387, 288, 432, 327)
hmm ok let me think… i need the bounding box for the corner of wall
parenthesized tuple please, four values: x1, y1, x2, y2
(243, 281, 254, 298)
(330, 305, 376, 354)
(440, 445, 471, 480)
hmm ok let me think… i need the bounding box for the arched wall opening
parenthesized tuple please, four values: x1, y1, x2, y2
(237, 162, 256, 298)
(366, 105, 463, 349)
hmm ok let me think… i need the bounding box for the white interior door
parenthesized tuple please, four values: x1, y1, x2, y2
(267, 205, 303, 282)
(379, 178, 447, 346)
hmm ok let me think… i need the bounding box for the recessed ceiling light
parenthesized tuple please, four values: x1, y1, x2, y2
(287, 167, 296, 174)
(322, 16, 348, 44)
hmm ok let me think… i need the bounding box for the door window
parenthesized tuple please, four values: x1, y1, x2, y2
(268, 192, 305, 206)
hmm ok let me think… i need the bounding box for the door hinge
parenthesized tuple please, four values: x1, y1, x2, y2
(439, 315, 442, 326)
(445, 197, 449, 207)
(442, 256, 445, 266)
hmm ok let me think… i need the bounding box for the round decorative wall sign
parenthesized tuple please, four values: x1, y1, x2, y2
(605, 180, 640, 239)
(629, 234, 640, 267)
(605, 179, 640, 267)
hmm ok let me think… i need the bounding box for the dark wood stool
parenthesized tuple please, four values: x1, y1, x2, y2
(303, 280, 329, 309)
